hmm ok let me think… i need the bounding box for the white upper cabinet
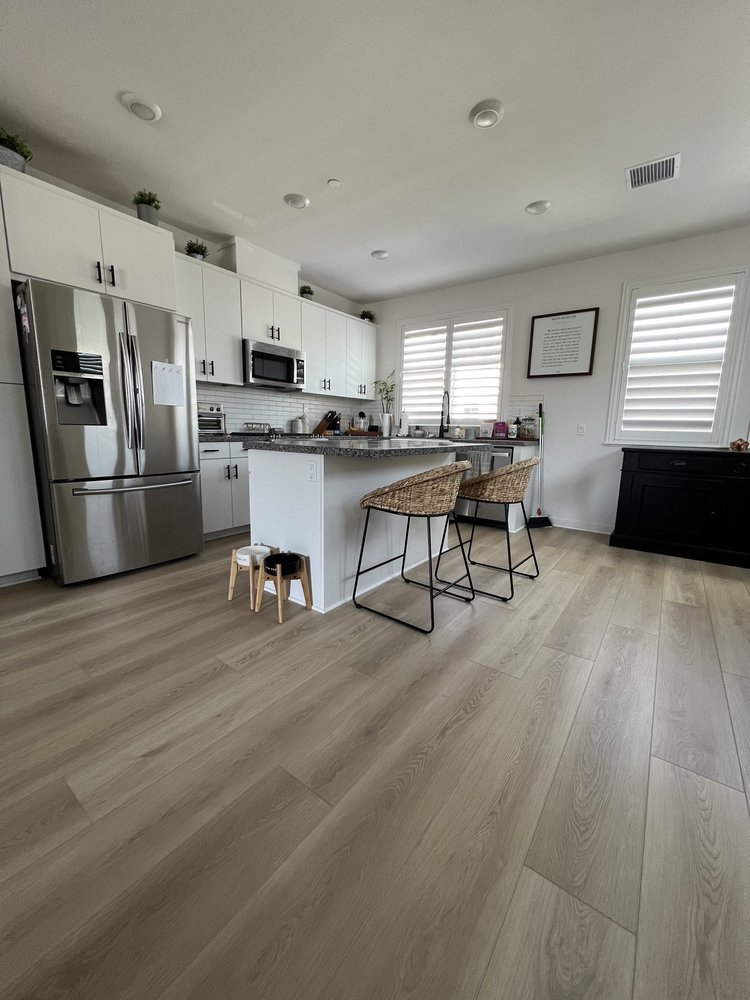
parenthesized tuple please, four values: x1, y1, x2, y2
(98, 211, 176, 311)
(241, 279, 302, 350)
(176, 256, 243, 385)
(202, 267, 243, 385)
(0, 170, 176, 311)
(1, 170, 104, 293)
(360, 322, 377, 400)
(344, 318, 377, 400)
(175, 256, 207, 374)
(325, 311, 348, 397)
(301, 300, 326, 393)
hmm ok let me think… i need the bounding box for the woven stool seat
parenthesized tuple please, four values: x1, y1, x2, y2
(361, 460, 472, 516)
(458, 456, 540, 504)
(437, 456, 541, 603)
(353, 461, 475, 634)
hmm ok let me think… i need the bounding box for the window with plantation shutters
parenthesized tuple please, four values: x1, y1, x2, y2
(400, 312, 505, 425)
(608, 272, 746, 445)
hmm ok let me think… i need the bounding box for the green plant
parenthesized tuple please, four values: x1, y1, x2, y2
(132, 190, 161, 210)
(373, 369, 396, 413)
(185, 239, 208, 258)
(299, 284, 314, 297)
(359, 310, 375, 322)
(0, 128, 32, 161)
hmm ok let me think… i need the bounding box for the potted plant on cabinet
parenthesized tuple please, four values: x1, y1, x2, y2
(359, 310, 376, 322)
(0, 128, 32, 172)
(132, 190, 161, 225)
(373, 369, 396, 437)
(185, 239, 208, 261)
(299, 284, 314, 298)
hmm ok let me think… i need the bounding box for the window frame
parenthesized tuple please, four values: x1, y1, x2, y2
(398, 305, 511, 427)
(606, 267, 748, 447)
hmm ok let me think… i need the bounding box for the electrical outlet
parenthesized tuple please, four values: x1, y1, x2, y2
(305, 460, 318, 482)
(577, 423, 586, 436)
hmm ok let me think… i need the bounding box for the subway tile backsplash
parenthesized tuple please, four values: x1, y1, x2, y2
(196, 383, 380, 432)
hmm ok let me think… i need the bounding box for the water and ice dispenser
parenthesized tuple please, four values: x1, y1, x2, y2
(50, 349, 107, 426)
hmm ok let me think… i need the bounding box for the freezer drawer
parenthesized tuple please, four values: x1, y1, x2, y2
(49, 473, 203, 583)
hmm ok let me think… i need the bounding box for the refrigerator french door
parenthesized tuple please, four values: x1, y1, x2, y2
(16, 279, 202, 583)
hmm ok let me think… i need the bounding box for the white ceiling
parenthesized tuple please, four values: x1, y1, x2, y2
(2, 0, 749, 302)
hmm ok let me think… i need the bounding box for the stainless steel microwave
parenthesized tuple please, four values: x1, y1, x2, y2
(242, 339, 305, 391)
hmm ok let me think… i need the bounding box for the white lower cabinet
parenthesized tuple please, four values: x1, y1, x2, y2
(0, 382, 45, 580)
(199, 442, 249, 534)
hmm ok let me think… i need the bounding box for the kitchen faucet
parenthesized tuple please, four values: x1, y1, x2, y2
(439, 391, 450, 438)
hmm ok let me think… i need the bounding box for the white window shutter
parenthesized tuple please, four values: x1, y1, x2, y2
(401, 324, 448, 424)
(449, 316, 504, 421)
(613, 276, 742, 444)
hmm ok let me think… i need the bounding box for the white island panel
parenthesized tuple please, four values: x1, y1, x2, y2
(248, 448, 456, 613)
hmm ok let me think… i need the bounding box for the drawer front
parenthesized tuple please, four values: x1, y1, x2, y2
(229, 441, 248, 459)
(636, 451, 750, 477)
(198, 442, 230, 460)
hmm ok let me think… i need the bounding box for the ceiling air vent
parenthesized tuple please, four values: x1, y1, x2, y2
(625, 154, 681, 190)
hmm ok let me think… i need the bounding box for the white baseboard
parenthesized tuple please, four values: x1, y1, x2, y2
(546, 516, 614, 535)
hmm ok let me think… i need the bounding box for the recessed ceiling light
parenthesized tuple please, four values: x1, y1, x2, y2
(370, 250, 389, 260)
(284, 193, 310, 209)
(120, 92, 162, 122)
(525, 200, 551, 215)
(327, 178, 342, 188)
(469, 99, 505, 129)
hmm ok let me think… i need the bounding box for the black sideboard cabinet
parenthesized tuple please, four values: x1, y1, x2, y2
(610, 447, 750, 567)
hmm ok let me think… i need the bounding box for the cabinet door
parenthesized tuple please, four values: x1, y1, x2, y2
(240, 280, 274, 344)
(203, 268, 243, 385)
(628, 473, 730, 546)
(1, 171, 103, 292)
(346, 318, 363, 398)
(0, 382, 45, 575)
(200, 459, 233, 533)
(360, 322, 377, 399)
(98, 211, 176, 310)
(326, 311, 348, 397)
(175, 256, 207, 377)
(301, 300, 327, 394)
(273, 291, 301, 350)
(230, 453, 250, 528)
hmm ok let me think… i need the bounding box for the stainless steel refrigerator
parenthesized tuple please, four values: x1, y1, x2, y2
(16, 279, 203, 584)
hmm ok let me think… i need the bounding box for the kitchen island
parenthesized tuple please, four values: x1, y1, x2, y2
(245, 438, 493, 612)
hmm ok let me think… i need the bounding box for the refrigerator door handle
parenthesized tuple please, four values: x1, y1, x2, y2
(72, 480, 194, 496)
(118, 329, 136, 450)
(129, 331, 146, 453)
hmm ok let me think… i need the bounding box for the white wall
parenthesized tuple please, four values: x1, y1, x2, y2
(369, 225, 750, 534)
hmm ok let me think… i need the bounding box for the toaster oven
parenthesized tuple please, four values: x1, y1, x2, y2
(197, 403, 227, 433)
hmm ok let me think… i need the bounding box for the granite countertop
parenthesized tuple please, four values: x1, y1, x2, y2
(241, 438, 495, 458)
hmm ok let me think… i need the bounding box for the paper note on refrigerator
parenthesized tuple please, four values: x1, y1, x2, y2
(151, 362, 185, 406)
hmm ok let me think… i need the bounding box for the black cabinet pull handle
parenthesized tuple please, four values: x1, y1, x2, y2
(202, 449, 220, 453)
(670, 460, 687, 467)
(95, 261, 103, 284)
(225, 464, 231, 479)
(327, 378, 331, 390)
(233, 464, 239, 479)
(209, 360, 215, 376)
(732, 462, 747, 472)
(276, 327, 281, 340)
(108, 265, 116, 287)
(201, 359, 207, 375)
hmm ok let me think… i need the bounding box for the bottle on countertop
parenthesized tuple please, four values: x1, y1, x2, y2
(507, 417, 519, 439)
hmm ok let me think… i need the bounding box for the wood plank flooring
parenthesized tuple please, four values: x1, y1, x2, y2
(1, 526, 749, 1000)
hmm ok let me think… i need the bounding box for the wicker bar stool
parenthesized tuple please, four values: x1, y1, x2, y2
(438, 457, 540, 602)
(352, 460, 475, 634)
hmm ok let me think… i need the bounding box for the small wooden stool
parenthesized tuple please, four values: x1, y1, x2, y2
(255, 552, 313, 623)
(227, 545, 271, 609)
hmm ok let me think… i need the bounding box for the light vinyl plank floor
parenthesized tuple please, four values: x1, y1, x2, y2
(1, 528, 749, 1000)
